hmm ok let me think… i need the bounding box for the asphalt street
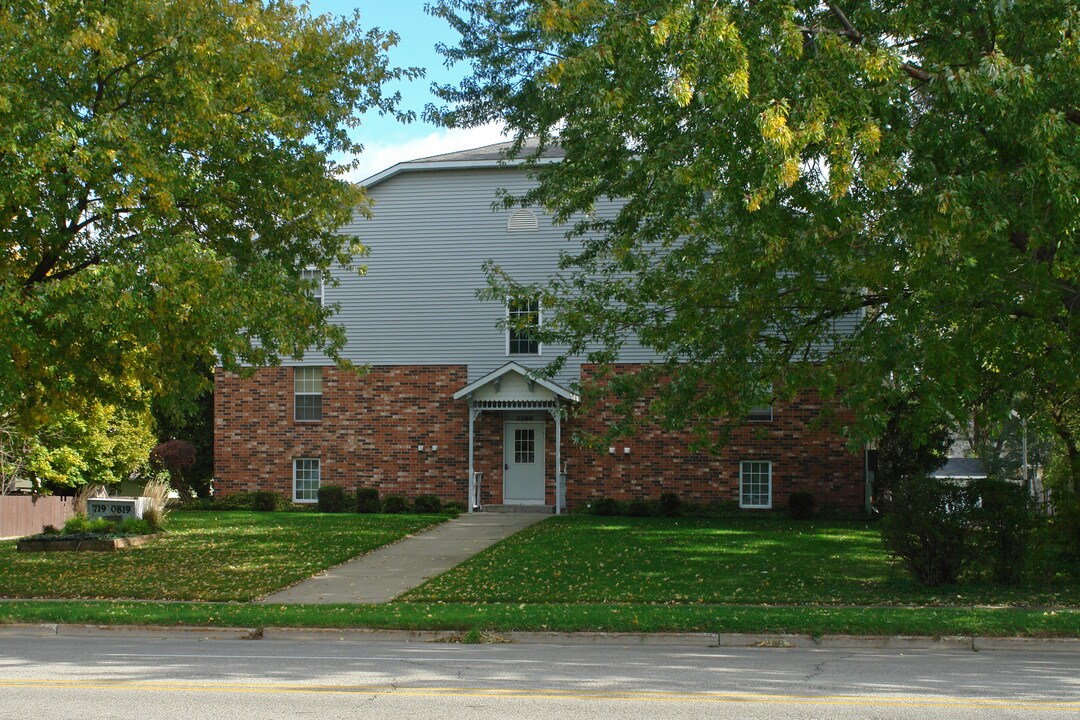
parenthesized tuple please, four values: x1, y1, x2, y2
(1, 633, 1077, 719)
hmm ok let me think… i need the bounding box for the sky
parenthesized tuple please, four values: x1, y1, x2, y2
(306, 1, 506, 183)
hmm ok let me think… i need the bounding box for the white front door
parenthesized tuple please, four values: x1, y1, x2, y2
(503, 421, 546, 505)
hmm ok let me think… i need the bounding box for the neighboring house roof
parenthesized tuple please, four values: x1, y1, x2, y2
(361, 138, 565, 188)
(931, 458, 988, 480)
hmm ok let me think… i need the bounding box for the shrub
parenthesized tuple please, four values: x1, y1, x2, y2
(212, 493, 256, 510)
(788, 491, 817, 520)
(63, 515, 93, 534)
(88, 517, 117, 534)
(41, 524, 60, 535)
(413, 495, 443, 514)
(118, 518, 153, 536)
(442, 501, 467, 515)
(251, 490, 280, 512)
(659, 492, 684, 517)
(881, 476, 971, 586)
(355, 487, 380, 513)
(317, 485, 348, 513)
(1046, 501, 1080, 578)
(965, 479, 1040, 585)
(590, 497, 623, 516)
(149, 439, 198, 499)
(381, 495, 409, 514)
(627, 498, 658, 517)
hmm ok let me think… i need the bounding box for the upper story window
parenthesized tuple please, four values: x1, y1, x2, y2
(294, 367, 323, 422)
(301, 268, 323, 306)
(746, 380, 774, 421)
(507, 297, 541, 356)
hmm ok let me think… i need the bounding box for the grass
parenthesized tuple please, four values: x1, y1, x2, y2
(0, 511, 444, 602)
(1, 513, 1078, 638)
(1, 601, 1077, 638)
(400, 515, 1080, 608)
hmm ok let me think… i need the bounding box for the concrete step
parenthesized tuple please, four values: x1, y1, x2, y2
(479, 504, 555, 514)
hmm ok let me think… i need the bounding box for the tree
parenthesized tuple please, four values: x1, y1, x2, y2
(0, 0, 416, 433)
(427, 1, 1079, 491)
(874, 394, 951, 507)
(24, 398, 156, 492)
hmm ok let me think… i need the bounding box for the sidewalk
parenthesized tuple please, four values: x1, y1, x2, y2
(258, 511, 547, 604)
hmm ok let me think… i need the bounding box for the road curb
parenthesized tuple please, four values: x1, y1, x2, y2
(1, 623, 1078, 651)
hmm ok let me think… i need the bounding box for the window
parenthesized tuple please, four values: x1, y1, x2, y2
(747, 405, 774, 422)
(301, 268, 323, 306)
(293, 458, 320, 503)
(507, 297, 541, 355)
(514, 427, 536, 463)
(746, 380, 773, 421)
(740, 461, 772, 509)
(294, 367, 322, 421)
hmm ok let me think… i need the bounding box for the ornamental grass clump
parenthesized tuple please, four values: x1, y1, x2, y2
(141, 476, 171, 530)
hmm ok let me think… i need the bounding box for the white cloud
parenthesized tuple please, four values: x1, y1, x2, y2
(347, 123, 508, 185)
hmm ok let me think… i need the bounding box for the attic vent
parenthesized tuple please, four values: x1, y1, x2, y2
(508, 209, 539, 232)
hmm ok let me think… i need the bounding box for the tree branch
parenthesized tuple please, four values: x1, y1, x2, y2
(826, 2, 863, 44)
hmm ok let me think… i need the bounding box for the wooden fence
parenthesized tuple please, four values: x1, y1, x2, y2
(0, 495, 74, 538)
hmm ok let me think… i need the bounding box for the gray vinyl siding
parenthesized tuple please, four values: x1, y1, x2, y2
(293, 166, 653, 386)
(293, 164, 859, 383)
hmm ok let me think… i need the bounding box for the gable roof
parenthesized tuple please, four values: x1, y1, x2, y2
(452, 361, 579, 403)
(361, 138, 564, 188)
(931, 457, 989, 480)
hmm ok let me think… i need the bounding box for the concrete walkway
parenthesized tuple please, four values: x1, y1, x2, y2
(258, 512, 548, 605)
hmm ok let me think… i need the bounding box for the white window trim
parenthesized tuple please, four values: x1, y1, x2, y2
(301, 267, 323, 307)
(293, 367, 323, 422)
(505, 298, 542, 357)
(292, 457, 320, 504)
(739, 460, 773, 509)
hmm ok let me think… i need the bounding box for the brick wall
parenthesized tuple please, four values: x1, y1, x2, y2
(215, 363, 865, 511)
(214, 365, 471, 501)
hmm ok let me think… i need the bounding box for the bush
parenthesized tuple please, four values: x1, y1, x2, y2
(1046, 501, 1080, 578)
(355, 487, 380, 514)
(149, 439, 197, 499)
(965, 479, 1040, 585)
(88, 517, 117, 534)
(590, 497, 624, 516)
(659, 492, 684, 517)
(41, 524, 60, 535)
(442, 501, 467, 515)
(627, 498, 657, 517)
(317, 485, 348, 513)
(381, 495, 409, 514)
(788, 491, 817, 520)
(118, 518, 153, 536)
(413, 495, 443, 514)
(881, 476, 971, 586)
(63, 515, 93, 534)
(251, 490, 280, 512)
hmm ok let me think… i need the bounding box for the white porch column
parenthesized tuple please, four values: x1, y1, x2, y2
(550, 404, 563, 515)
(468, 405, 479, 512)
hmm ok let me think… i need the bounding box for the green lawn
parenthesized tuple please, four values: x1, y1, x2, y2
(2, 513, 1078, 637)
(0, 511, 444, 602)
(401, 515, 1080, 608)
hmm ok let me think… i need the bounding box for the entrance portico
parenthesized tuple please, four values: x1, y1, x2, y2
(453, 362, 579, 514)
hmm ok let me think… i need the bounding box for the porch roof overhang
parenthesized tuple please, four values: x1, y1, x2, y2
(452, 361, 580, 405)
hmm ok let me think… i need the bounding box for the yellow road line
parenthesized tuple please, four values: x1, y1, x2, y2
(0, 679, 1076, 711)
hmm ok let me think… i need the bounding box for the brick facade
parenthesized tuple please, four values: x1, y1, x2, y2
(214, 365, 471, 500)
(215, 364, 866, 511)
